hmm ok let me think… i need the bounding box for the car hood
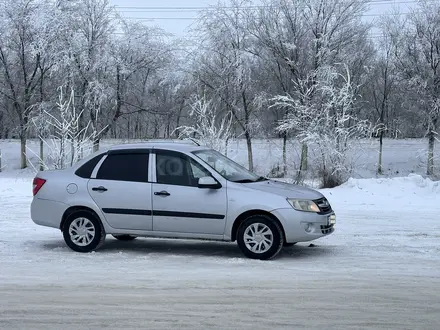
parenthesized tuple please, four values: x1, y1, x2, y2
(242, 179, 323, 200)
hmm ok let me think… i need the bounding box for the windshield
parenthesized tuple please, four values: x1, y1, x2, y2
(193, 149, 266, 183)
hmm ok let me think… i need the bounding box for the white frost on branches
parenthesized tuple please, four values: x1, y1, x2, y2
(272, 64, 370, 186)
(176, 95, 233, 154)
(30, 86, 106, 170)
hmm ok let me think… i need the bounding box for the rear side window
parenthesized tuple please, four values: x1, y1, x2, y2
(75, 153, 105, 178)
(96, 153, 149, 183)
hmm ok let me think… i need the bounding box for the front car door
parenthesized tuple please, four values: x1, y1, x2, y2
(87, 149, 153, 231)
(151, 149, 227, 235)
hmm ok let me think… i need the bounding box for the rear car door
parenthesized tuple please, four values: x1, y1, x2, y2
(152, 149, 227, 235)
(87, 149, 153, 231)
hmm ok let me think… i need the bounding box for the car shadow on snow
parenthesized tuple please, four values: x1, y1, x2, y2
(99, 237, 243, 258)
(39, 237, 336, 260)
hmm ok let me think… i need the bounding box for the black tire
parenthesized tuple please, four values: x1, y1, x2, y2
(112, 234, 136, 241)
(284, 242, 297, 247)
(62, 210, 105, 253)
(236, 214, 284, 260)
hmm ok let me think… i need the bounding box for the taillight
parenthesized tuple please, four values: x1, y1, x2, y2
(33, 177, 46, 196)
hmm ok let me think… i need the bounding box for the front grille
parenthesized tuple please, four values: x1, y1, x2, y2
(314, 197, 332, 214)
(320, 224, 334, 234)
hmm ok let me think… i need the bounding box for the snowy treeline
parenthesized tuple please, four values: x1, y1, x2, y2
(0, 0, 439, 183)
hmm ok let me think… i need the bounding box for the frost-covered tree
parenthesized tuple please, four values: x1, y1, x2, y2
(387, 0, 440, 175)
(247, 0, 371, 177)
(0, 0, 53, 168)
(31, 86, 106, 170)
(274, 65, 368, 187)
(53, 0, 115, 152)
(366, 16, 402, 175)
(101, 19, 176, 141)
(177, 95, 232, 153)
(192, 0, 261, 171)
(29, 102, 52, 171)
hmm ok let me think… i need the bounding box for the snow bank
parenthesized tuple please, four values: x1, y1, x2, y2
(319, 174, 439, 212)
(342, 174, 440, 195)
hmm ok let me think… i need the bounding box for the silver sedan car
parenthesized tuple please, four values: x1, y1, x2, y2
(31, 141, 336, 260)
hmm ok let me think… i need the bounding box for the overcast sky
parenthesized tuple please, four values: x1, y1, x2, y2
(110, 0, 414, 37)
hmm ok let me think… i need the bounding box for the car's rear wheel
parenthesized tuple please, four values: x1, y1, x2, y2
(63, 210, 105, 253)
(112, 234, 136, 241)
(236, 215, 284, 260)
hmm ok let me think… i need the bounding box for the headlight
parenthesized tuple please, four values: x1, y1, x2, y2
(287, 199, 320, 213)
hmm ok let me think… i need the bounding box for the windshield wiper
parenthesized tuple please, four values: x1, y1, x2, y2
(232, 179, 255, 183)
(233, 177, 268, 183)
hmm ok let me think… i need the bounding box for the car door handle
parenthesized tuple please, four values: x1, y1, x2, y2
(92, 186, 108, 192)
(154, 191, 170, 197)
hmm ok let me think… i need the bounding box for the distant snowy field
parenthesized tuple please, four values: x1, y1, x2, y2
(1, 139, 440, 329)
(1, 138, 439, 181)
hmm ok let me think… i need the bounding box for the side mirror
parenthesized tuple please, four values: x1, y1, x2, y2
(198, 176, 222, 189)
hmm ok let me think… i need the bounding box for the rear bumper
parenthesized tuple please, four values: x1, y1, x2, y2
(31, 198, 69, 229)
(271, 208, 335, 243)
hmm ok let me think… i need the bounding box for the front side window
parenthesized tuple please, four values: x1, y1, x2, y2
(96, 153, 149, 183)
(156, 150, 211, 187)
(193, 149, 265, 183)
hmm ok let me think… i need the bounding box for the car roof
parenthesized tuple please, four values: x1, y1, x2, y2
(108, 140, 211, 153)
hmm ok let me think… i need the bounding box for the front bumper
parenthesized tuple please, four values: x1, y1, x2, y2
(271, 208, 336, 243)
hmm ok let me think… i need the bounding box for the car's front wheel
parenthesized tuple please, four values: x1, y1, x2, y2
(112, 234, 136, 241)
(236, 215, 284, 260)
(63, 210, 105, 253)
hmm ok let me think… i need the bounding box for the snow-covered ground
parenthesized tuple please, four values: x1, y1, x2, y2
(1, 165, 440, 328)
